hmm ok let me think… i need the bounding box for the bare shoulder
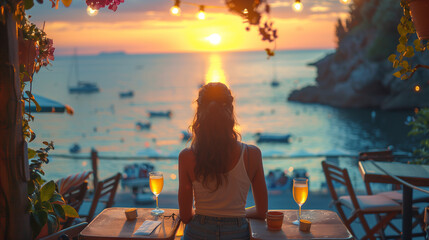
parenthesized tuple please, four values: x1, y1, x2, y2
(245, 144, 262, 159)
(179, 148, 196, 165)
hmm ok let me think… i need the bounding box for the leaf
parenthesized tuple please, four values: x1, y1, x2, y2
(26, 91, 41, 112)
(28, 180, 35, 195)
(32, 210, 48, 227)
(397, 44, 406, 53)
(393, 60, 399, 68)
(47, 214, 59, 234)
(400, 60, 409, 69)
(29, 128, 36, 142)
(40, 180, 55, 202)
(42, 201, 53, 212)
(43, 141, 49, 146)
(62, 204, 79, 218)
(24, 0, 34, 9)
(49, 192, 65, 204)
(413, 39, 421, 48)
(404, 46, 414, 58)
(52, 204, 66, 219)
(399, 36, 407, 44)
(388, 54, 396, 63)
(30, 214, 43, 238)
(28, 148, 37, 159)
(393, 71, 402, 78)
(397, 24, 406, 36)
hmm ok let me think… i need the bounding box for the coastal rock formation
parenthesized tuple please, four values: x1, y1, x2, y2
(288, 0, 429, 110)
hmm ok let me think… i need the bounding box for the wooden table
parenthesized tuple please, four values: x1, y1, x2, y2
(80, 208, 181, 240)
(249, 210, 353, 240)
(359, 161, 429, 240)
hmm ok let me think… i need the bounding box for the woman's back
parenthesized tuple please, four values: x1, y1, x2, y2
(178, 83, 268, 239)
(193, 143, 251, 217)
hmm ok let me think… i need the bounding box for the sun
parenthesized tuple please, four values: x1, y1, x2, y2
(206, 33, 221, 45)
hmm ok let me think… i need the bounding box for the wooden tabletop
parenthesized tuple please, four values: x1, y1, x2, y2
(80, 208, 181, 240)
(249, 210, 353, 240)
(359, 161, 429, 186)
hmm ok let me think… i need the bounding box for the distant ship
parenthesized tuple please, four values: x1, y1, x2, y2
(68, 50, 100, 94)
(69, 82, 99, 94)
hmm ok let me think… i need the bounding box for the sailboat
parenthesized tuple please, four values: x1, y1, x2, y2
(270, 58, 280, 88)
(68, 50, 100, 94)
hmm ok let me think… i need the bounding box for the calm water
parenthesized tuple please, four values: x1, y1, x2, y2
(29, 50, 415, 193)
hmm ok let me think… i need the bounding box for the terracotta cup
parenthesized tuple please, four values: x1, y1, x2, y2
(266, 211, 284, 231)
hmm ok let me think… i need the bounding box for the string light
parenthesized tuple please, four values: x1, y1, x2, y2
(415, 85, 421, 92)
(87, 6, 98, 16)
(243, 8, 248, 14)
(339, 0, 349, 4)
(292, 0, 303, 12)
(197, 5, 206, 20)
(170, 0, 181, 16)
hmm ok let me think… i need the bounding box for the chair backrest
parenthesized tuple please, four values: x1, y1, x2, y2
(62, 181, 88, 212)
(61, 181, 88, 228)
(86, 173, 121, 222)
(359, 150, 394, 162)
(39, 222, 88, 240)
(321, 161, 361, 210)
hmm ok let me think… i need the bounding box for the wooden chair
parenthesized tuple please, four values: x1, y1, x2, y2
(80, 173, 121, 222)
(61, 181, 88, 228)
(322, 160, 402, 239)
(358, 150, 399, 195)
(39, 222, 88, 240)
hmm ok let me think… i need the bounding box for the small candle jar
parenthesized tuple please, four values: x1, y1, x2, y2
(125, 208, 138, 221)
(266, 211, 284, 231)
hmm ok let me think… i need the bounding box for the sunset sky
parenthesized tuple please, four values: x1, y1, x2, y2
(28, 0, 350, 55)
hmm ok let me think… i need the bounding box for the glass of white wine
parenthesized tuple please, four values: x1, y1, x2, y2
(149, 171, 165, 215)
(292, 178, 308, 225)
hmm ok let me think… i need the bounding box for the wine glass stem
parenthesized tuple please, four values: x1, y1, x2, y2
(155, 194, 159, 210)
(298, 205, 301, 221)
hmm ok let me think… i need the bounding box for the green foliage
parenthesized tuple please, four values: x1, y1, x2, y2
(28, 142, 79, 238)
(407, 108, 429, 164)
(389, 0, 429, 80)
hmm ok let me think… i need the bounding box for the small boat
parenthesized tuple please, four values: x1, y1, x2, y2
(136, 121, 151, 130)
(69, 143, 81, 154)
(119, 91, 134, 98)
(255, 133, 291, 143)
(181, 130, 192, 141)
(148, 110, 172, 118)
(122, 163, 155, 195)
(69, 82, 100, 94)
(271, 80, 280, 87)
(68, 50, 100, 94)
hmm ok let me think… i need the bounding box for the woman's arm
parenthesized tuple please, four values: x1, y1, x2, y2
(245, 146, 268, 219)
(178, 149, 194, 223)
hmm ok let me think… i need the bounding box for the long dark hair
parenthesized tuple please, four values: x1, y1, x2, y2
(191, 82, 240, 191)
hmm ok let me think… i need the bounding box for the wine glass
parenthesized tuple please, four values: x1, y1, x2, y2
(149, 171, 165, 215)
(292, 178, 308, 225)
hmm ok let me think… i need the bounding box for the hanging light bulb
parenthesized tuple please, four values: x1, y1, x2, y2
(87, 6, 98, 16)
(292, 0, 303, 12)
(170, 0, 181, 16)
(339, 0, 349, 4)
(415, 85, 421, 92)
(243, 8, 248, 14)
(197, 5, 206, 20)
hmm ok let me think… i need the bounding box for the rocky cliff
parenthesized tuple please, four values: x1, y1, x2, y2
(288, 0, 429, 110)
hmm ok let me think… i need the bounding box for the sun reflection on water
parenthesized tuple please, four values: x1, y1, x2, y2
(205, 54, 228, 86)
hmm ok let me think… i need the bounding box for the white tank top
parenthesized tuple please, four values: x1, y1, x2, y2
(192, 143, 251, 217)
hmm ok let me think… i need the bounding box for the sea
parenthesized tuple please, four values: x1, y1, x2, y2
(28, 49, 416, 194)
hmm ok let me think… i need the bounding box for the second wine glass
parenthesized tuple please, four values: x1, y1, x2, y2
(292, 178, 308, 225)
(149, 171, 164, 215)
